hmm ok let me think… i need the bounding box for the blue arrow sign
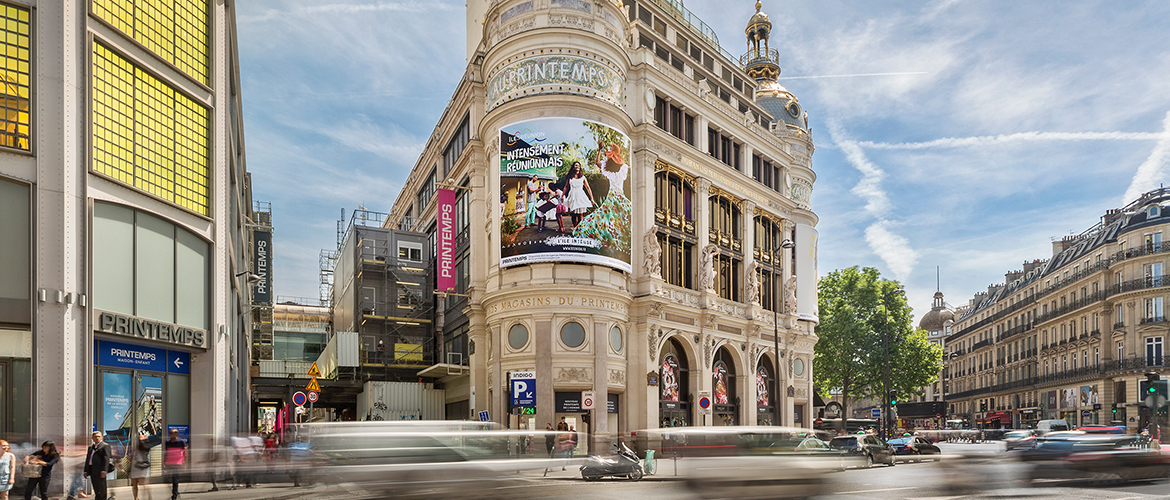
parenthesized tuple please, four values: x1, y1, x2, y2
(872, 408, 882, 419)
(511, 375, 535, 407)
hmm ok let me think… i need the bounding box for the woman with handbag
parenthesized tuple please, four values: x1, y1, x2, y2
(0, 441, 15, 500)
(130, 433, 154, 500)
(22, 441, 58, 500)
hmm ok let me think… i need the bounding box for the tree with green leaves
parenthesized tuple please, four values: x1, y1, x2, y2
(814, 267, 943, 433)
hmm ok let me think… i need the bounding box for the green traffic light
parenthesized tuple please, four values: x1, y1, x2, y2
(891, 400, 898, 406)
(1150, 386, 1158, 393)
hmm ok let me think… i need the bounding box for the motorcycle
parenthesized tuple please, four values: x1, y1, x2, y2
(580, 443, 644, 481)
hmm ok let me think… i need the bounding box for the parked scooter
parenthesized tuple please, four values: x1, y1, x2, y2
(580, 442, 644, 481)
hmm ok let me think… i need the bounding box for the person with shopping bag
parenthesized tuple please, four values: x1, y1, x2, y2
(22, 441, 59, 500)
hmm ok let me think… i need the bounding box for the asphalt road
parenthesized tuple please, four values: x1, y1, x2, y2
(108, 442, 1170, 500)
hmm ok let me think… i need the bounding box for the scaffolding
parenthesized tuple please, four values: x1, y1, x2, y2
(331, 208, 436, 380)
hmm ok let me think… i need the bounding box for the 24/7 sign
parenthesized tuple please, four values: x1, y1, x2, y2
(511, 371, 535, 407)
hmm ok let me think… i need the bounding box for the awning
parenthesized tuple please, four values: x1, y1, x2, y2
(812, 389, 826, 407)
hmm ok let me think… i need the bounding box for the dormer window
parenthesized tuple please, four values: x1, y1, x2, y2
(1151, 206, 1161, 218)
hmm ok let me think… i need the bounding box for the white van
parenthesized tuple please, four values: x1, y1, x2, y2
(1036, 419, 1070, 434)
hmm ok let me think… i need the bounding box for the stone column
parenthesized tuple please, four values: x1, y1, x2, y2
(535, 316, 555, 433)
(592, 320, 609, 453)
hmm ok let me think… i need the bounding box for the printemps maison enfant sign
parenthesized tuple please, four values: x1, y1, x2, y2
(487, 53, 623, 110)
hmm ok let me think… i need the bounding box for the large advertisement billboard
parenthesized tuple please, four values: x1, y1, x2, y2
(499, 117, 631, 272)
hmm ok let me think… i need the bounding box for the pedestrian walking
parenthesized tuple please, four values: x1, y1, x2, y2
(544, 424, 555, 458)
(130, 433, 155, 500)
(569, 427, 578, 459)
(64, 439, 91, 500)
(22, 441, 59, 500)
(0, 441, 15, 500)
(83, 432, 113, 500)
(163, 429, 187, 500)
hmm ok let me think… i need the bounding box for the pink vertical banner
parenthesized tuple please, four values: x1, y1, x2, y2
(436, 188, 457, 292)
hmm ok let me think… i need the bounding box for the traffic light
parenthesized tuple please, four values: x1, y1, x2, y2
(1112, 403, 1119, 415)
(980, 401, 987, 412)
(889, 390, 898, 406)
(1147, 372, 1161, 394)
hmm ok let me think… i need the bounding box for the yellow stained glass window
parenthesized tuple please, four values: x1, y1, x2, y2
(91, 0, 209, 86)
(0, 4, 30, 150)
(92, 43, 210, 216)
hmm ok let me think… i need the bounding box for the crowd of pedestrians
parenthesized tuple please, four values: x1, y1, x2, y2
(0, 429, 314, 500)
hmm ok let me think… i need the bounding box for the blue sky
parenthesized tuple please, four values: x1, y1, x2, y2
(236, 0, 1170, 323)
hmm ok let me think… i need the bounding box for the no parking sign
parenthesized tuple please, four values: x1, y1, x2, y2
(698, 391, 711, 414)
(292, 391, 307, 406)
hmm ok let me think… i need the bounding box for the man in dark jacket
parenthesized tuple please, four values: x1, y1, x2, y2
(84, 431, 113, 500)
(544, 424, 555, 458)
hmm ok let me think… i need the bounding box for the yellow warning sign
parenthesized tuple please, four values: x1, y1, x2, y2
(307, 362, 322, 378)
(306, 377, 320, 392)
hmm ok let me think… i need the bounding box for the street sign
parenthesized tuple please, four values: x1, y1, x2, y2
(292, 391, 307, 406)
(511, 371, 536, 407)
(872, 408, 882, 419)
(698, 391, 711, 414)
(815, 417, 824, 427)
(582, 390, 595, 410)
(306, 377, 321, 392)
(307, 391, 319, 403)
(478, 410, 490, 422)
(1146, 394, 1167, 410)
(307, 362, 322, 378)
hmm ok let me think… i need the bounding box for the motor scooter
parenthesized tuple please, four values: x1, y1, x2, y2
(580, 442, 643, 481)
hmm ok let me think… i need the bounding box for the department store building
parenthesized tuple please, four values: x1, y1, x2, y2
(0, 0, 253, 483)
(391, 0, 820, 449)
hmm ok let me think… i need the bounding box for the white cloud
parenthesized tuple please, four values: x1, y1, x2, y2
(1121, 110, 1170, 204)
(827, 120, 891, 216)
(859, 130, 1165, 150)
(865, 221, 919, 280)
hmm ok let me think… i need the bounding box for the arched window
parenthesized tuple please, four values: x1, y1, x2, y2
(659, 338, 691, 428)
(712, 347, 738, 425)
(756, 357, 775, 426)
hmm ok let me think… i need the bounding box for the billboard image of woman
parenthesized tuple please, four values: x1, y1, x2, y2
(499, 117, 631, 272)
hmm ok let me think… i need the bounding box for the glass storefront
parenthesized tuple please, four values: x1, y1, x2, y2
(95, 340, 190, 479)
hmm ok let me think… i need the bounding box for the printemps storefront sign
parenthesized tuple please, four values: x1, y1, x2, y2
(487, 54, 623, 110)
(97, 310, 208, 349)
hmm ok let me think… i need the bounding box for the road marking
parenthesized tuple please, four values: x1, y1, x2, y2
(835, 486, 918, 494)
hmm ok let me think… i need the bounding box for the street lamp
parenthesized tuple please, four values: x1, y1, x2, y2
(774, 238, 795, 428)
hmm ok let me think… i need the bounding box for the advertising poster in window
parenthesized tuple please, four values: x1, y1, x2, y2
(661, 354, 679, 402)
(499, 117, 631, 272)
(137, 376, 164, 447)
(1080, 385, 1099, 407)
(713, 361, 730, 405)
(1060, 388, 1076, 409)
(755, 366, 769, 407)
(102, 372, 132, 437)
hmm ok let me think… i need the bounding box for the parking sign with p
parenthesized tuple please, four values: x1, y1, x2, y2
(510, 371, 536, 407)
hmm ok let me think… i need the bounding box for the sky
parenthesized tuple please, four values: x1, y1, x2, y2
(236, 0, 1170, 325)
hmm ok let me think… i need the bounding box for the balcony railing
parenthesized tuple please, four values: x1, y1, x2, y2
(1141, 316, 1166, 325)
(948, 357, 1170, 400)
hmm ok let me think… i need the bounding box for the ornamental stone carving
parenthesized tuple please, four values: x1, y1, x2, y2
(648, 327, 662, 362)
(745, 260, 760, 305)
(608, 369, 626, 385)
(704, 336, 714, 368)
(548, 14, 594, 30)
(783, 275, 798, 316)
(699, 244, 718, 291)
(554, 367, 591, 383)
(647, 302, 663, 318)
(644, 230, 662, 278)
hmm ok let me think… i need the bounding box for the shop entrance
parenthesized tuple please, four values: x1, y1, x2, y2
(756, 357, 775, 426)
(95, 340, 191, 479)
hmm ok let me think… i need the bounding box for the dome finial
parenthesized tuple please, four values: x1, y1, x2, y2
(756, 0, 762, 12)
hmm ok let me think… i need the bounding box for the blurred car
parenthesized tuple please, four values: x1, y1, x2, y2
(887, 436, 941, 462)
(634, 426, 842, 499)
(828, 434, 895, 468)
(1018, 433, 1170, 484)
(1003, 430, 1038, 451)
(1078, 424, 1127, 434)
(288, 421, 553, 498)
